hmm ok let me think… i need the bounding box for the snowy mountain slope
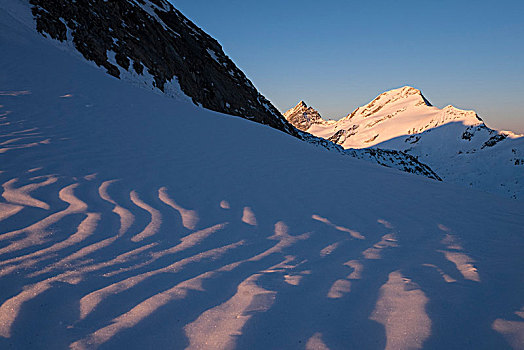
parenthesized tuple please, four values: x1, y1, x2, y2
(287, 103, 442, 180)
(1, 5, 524, 350)
(300, 132, 441, 181)
(25, 0, 296, 136)
(285, 87, 524, 199)
(377, 121, 524, 200)
(21, 0, 444, 181)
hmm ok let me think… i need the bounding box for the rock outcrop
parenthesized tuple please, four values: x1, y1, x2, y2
(29, 0, 297, 136)
(283, 101, 324, 131)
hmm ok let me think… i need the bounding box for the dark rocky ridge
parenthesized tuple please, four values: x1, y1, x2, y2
(29, 0, 297, 136)
(345, 148, 442, 180)
(299, 132, 442, 181)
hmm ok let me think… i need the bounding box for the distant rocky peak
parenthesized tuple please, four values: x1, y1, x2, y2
(285, 100, 310, 115)
(284, 101, 324, 131)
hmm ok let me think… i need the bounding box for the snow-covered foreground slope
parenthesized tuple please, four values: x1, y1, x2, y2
(1, 6, 524, 350)
(286, 87, 524, 199)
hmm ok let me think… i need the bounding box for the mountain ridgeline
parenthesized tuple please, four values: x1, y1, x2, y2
(29, 0, 297, 136)
(285, 87, 524, 199)
(27, 0, 519, 190)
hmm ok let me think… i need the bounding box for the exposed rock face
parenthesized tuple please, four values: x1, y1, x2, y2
(298, 131, 441, 180)
(283, 101, 324, 131)
(482, 134, 507, 149)
(29, 0, 297, 136)
(328, 129, 348, 144)
(345, 148, 442, 180)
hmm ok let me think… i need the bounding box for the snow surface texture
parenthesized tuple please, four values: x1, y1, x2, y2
(285, 87, 524, 200)
(1, 3, 524, 350)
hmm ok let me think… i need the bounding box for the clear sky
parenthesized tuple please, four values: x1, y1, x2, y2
(171, 0, 524, 133)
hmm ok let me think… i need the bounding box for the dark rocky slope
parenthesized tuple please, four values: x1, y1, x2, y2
(29, 0, 297, 136)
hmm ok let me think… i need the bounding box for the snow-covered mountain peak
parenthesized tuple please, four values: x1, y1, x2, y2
(303, 86, 487, 149)
(288, 86, 524, 199)
(381, 85, 425, 100)
(441, 105, 483, 125)
(344, 86, 431, 121)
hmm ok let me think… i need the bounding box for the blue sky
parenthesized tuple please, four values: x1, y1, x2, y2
(171, 1, 524, 133)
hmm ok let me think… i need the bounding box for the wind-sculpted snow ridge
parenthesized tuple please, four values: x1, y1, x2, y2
(287, 87, 524, 199)
(2, 175, 522, 350)
(26, 0, 297, 136)
(1, 6, 524, 349)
